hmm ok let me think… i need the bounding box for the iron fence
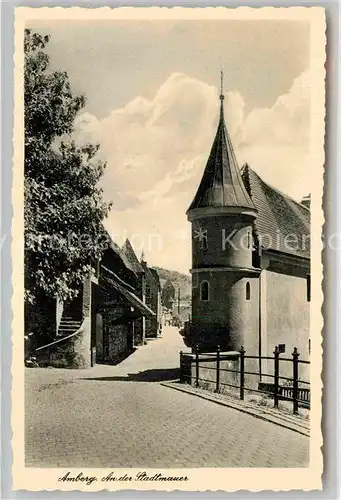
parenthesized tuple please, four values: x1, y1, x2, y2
(179, 345, 310, 414)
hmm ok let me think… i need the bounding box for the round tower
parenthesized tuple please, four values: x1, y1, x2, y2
(186, 75, 260, 352)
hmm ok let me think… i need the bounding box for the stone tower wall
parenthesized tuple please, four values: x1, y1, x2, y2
(191, 269, 259, 353)
(191, 214, 254, 270)
(190, 212, 259, 353)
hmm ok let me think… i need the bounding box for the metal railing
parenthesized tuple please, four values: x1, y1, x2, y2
(179, 345, 310, 414)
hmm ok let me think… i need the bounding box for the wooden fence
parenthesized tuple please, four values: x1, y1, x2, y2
(179, 345, 310, 414)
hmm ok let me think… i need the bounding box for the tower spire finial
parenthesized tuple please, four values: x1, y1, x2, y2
(220, 69, 224, 101)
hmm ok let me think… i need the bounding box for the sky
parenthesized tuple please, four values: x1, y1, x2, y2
(30, 19, 312, 274)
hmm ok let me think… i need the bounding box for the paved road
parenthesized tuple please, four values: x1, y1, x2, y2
(25, 327, 309, 468)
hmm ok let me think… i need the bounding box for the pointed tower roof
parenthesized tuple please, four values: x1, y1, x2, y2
(187, 73, 256, 216)
(121, 239, 144, 274)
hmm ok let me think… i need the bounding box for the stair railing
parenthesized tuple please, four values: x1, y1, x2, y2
(35, 320, 85, 352)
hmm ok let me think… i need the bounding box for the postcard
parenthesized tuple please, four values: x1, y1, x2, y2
(12, 6, 325, 492)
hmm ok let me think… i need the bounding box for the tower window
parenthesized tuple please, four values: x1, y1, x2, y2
(307, 274, 311, 302)
(246, 282, 251, 300)
(200, 281, 209, 301)
(200, 231, 208, 250)
(247, 231, 251, 250)
(194, 227, 208, 250)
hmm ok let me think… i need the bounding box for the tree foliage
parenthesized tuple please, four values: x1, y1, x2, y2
(24, 29, 111, 304)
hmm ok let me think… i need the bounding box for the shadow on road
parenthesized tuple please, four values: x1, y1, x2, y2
(94, 348, 137, 366)
(81, 367, 180, 382)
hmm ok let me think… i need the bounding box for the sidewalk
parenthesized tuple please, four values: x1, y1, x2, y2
(161, 381, 310, 437)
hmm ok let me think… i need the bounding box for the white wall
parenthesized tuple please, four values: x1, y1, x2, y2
(265, 270, 310, 382)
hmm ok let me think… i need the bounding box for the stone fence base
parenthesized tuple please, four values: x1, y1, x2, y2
(181, 351, 240, 391)
(35, 318, 91, 369)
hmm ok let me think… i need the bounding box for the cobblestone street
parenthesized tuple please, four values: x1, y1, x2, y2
(25, 327, 309, 468)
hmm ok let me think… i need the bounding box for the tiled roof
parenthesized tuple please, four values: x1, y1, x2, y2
(187, 98, 255, 212)
(241, 165, 310, 259)
(104, 236, 137, 277)
(163, 279, 175, 291)
(121, 239, 144, 274)
(150, 268, 161, 289)
(101, 265, 155, 317)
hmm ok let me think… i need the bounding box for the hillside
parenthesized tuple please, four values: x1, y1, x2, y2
(152, 266, 191, 299)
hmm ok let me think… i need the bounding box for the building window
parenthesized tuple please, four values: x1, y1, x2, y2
(278, 343, 286, 354)
(246, 281, 251, 300)
(200, 281, 209, 301)
(200, 231, 208, 251)
(194, 227, 208, 251)
(307, 274, 311, 302)
(247, 231, 251, 250)
(252, 236, 261, 268)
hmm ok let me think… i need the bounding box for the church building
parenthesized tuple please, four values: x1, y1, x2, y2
(186, 79, 310, 378)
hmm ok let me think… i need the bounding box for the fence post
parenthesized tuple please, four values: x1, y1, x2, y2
(274, 346, 279, 408)
(179, 351, 183, 383)
(195, 344, 199, 387)
(215, 345, 220, 393)
(239, 346, 245, 401)
(292, 347, 300, 414)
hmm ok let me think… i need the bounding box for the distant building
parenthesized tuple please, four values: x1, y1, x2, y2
(175, 300, 191, 324)
(149, 268, 163, 337)
(161, 279, 176, 311)
(162, 307, 173, 327)
(121, 238, 146, 346)
(186, 88, 310, 381)
(141, 260, 162, 338)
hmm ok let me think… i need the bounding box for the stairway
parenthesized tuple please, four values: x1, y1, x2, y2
(57, 296, 83, 338)
(57, 316, 82, 338)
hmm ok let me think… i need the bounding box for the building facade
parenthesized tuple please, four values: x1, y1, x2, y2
(186, 89, 310, 381)
(121, 238, 146, 346)
(141, 260, 162, 338)
(33, 237, 155, 368)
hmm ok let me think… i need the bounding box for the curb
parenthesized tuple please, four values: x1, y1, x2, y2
(160, 382, 310, 438)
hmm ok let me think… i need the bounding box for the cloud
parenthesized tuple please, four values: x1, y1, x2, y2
(74, 70, 312, 272)
(75, 73, 217, 200)
(236, 70, 311, 198)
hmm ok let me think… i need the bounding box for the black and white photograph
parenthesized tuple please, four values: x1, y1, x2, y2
(12, 6, 325, 492)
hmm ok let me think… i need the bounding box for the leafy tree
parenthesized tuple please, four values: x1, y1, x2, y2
(24, 29, 111, 305)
